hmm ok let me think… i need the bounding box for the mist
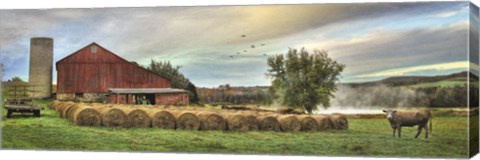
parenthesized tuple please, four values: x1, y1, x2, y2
(314, 84, 427, 114)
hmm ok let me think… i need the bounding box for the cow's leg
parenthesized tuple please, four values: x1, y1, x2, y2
(393, 128, 396, 137)
(398, 127, 402, 138)
(415, 125, 423, 139)
(424, 125, 429, 139)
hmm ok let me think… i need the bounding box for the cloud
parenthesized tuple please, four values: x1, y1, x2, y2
(293, 20, 468, 79)
(434, 10, 462, 18)
(0, 2, 472, 86)
(431, 3, 468, 18)
(355, 61, 469, 78)
(0, 9, 91, 47)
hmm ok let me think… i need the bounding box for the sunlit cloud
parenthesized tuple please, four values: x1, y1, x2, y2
(434, 10, 462, 18)
(355, 61, 469, 78)
(432, 4, 468, 18)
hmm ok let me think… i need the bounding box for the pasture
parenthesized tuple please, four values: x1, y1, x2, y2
(0, 100, 471, 158)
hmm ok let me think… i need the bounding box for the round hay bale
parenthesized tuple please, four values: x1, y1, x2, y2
(58, 102, 76, 118)
(89, 103, 106, 106)
(297, 115, 318, 131)
(88, 103, 111, 110)
(329, 115, 348, 130)
(277, 115, 302, 132)
(66, 103, 84, 121)
(54, 101, 71, 112)
(167, 106, 209, 112)
(256, 111, 276, 116)
(197, 112, 226, 131)
(171, 111, 200, 130)
(71, 106, 102, 126)
(98, 107, 128, 127)
(244, 114, 259, 131)
(111, 104, 128, 109)
(151, 105, 168, 110)
(311, 115, 333, 131)
(147, 109, 176, 129)
(49, 100, 62, 110)
(56, 101, 72, 110)
(183, 106, 201, 111)
(233, 110, 259, 115)
(223, 113, 249, 132)
(53, 102, 67, 113)
(57, 102, 77, 118)
(257, 115, 280, 131)
(125, 108, 152, 128)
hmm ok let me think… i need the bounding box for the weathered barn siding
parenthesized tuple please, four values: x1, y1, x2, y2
(155, 93, 189, 105)
(56, 43, 171, 94)
(109, 94, 128, 104)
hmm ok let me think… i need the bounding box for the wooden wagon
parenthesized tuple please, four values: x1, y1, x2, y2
(3, 83, 44, 118)
(5, 105, 43, 118)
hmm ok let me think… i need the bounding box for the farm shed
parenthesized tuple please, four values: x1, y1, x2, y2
(56, 42, 188, 105)
(108, 88, 189, 105)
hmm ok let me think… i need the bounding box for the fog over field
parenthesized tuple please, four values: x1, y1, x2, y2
(315, 85, 425, 114)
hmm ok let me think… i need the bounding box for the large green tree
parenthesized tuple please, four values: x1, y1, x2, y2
(266, 48, 345, 114)
(146, 60, 199, 103)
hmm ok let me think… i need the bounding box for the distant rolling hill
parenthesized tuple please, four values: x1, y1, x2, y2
(343, 71, 479, 88)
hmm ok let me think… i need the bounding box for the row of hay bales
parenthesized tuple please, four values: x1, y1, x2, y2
(49, 101, 348, 132)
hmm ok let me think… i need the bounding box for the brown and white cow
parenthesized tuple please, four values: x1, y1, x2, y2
(382, 109, 432, 139)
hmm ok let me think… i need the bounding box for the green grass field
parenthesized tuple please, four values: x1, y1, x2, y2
(0, 100, 471, 158)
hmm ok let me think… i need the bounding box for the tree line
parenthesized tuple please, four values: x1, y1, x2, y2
(197, 85, 272, 105)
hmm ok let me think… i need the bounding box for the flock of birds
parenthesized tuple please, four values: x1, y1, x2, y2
(229, 34, 269, 58)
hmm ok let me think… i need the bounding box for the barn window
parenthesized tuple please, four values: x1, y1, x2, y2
(91, 45, 97, 53)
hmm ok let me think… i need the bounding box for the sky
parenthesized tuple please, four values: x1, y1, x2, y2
(1, 2, 478, 87)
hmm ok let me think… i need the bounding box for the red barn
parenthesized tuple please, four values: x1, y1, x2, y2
(56, 42, 189, 105)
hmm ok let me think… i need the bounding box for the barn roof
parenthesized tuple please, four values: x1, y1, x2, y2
(56, 42, 171, 81)
(108, 88, 188, 94)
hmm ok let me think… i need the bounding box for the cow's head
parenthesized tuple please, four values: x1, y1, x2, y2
(382, 109, 397, 120)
